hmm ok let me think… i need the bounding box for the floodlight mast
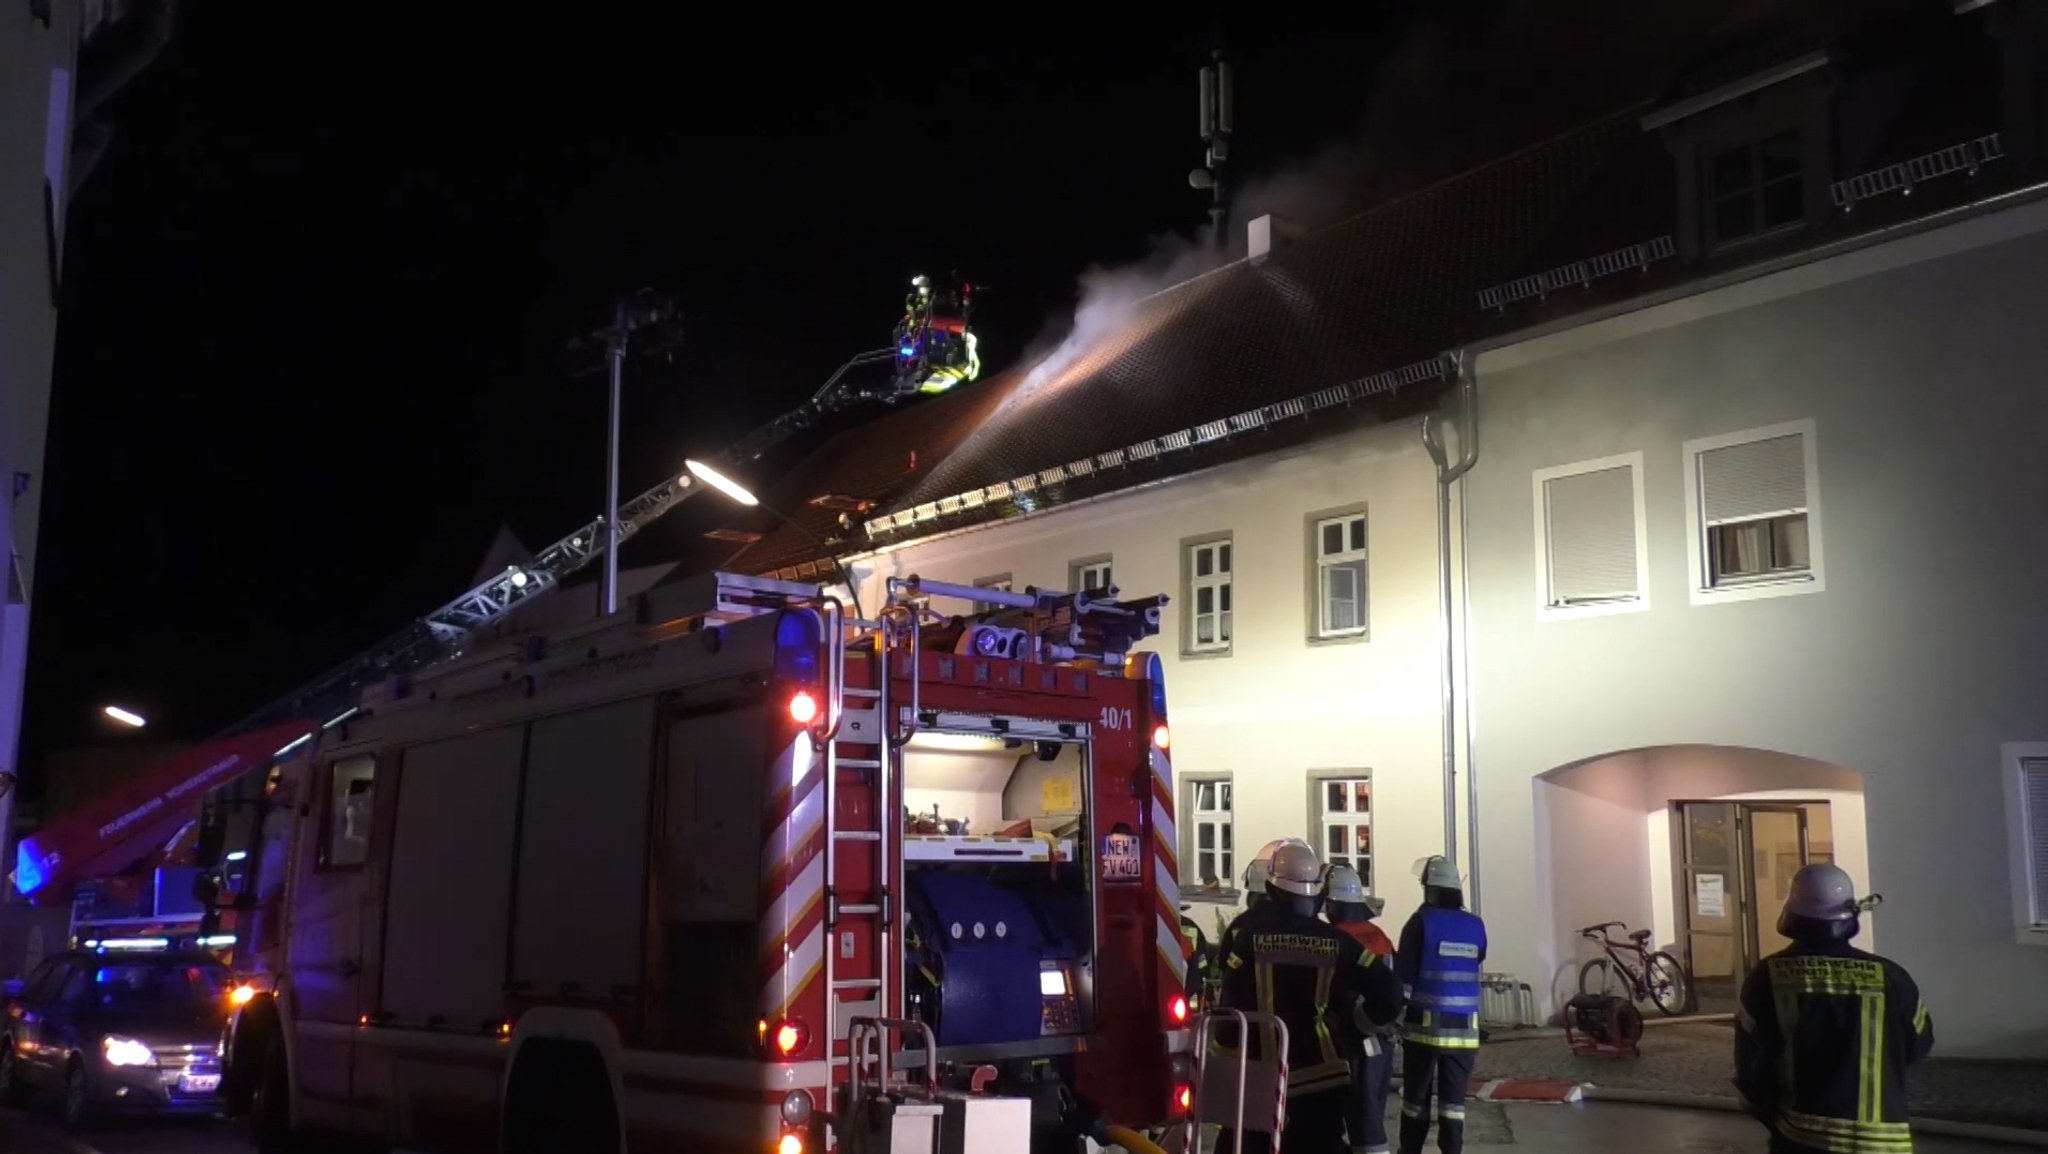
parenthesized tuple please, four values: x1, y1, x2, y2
(219, 317, 970, 738)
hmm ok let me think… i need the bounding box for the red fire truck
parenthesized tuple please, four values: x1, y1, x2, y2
(205, 570, 1190, 1154)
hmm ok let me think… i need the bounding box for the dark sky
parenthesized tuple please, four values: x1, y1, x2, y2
(26, 2, 1764, 777)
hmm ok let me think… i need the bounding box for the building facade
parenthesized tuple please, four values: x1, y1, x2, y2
(688, 2, 2048, 1056)
(0, 2, 175, 855)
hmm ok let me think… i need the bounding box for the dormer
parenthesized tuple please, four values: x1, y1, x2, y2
(1646, 50, 1838, 261)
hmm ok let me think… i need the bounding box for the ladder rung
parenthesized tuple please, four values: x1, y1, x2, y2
(832, 978, 883, 991)
(835, 831, 883, 842)
(843, 687, 881, 698)
(835, 758, 882, 769)
(838, 904, 883, 916)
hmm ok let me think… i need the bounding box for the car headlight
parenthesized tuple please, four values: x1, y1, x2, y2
(102, 1036, 154, 1067)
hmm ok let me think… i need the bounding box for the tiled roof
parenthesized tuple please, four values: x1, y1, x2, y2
(733, 108, 1649, 575)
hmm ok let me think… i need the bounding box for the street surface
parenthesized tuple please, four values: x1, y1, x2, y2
(5, 1101, 2032, 1154)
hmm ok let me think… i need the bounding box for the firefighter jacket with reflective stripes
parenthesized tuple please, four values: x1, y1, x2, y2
(1220, 901, 1394, 1095)
(1333, 917, 1405, 1055)
(1735, 942, 1934, 1154)
(1395, 905, 1487, 1049)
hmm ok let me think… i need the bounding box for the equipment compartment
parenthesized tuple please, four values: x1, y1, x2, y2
(900, 730, 1094, 1052)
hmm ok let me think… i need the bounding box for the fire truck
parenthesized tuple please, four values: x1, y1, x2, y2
(202, 569, 1190, 1154)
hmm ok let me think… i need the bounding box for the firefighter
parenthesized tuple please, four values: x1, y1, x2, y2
(1394, 855, 1486, 1154)
(1218, 839, 1311, 961)
(1180, 903, 1218, 1010)
(1219, 842, 1403, 1154)
(1326, 865, 1400, 1154)
(1734, 864, 1933, 1154)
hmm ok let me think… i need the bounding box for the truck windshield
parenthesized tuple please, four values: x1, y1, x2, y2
(88, 960, 229, 1010)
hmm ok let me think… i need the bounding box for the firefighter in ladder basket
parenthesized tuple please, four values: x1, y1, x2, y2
(1218, 842, 1404, 1153)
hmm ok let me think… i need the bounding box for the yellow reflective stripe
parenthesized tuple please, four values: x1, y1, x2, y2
(1256, 962, 1275, 1017)
(1858, 991, 1888, 1124)
(1778, 1108, 1914, 1153)
(1913, 999, 1930, 1035)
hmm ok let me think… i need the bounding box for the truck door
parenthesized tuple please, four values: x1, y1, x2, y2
(286, 751, 386, 1129)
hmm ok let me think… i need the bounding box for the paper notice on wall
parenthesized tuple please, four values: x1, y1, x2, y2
(1042, 774, 1080, 813)
(1696, 873, 1726, 918)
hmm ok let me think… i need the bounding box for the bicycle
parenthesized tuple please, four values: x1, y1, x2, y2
(1576, 921, 1694, 1017)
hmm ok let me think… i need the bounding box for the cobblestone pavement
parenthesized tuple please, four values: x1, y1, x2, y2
(1475, 1020, 2048, 1131)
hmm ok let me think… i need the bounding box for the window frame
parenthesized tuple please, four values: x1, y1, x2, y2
(1703, 126, 1806, 250)
(1308, 769, 1375, 893)
(319, 753, 379, 872)
(1181, 533, 1234, 658)
(1305, 504, 1370, 643)
(1070, 555, 1114, 595)
(1683, 418, 1826, 606)
(1178, 772, 1238, 902)
(1532, 451, 1651, 621)
(2003, 742, 2048, 946)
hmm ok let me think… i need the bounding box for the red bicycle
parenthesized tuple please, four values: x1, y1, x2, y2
(1576, 921, 1694, 1017)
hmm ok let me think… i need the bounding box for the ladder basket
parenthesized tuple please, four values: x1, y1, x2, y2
(1184, 1007, 1290, 1154)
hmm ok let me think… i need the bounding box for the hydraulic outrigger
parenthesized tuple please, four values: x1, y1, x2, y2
(224, 277, 983, 735)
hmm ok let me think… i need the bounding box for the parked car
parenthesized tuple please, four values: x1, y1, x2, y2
(0, 948, 230, 1127)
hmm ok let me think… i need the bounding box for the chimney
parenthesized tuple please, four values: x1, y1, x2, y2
(1247, 214, 1305, 266)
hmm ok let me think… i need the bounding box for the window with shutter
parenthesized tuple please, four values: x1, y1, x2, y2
(2024, 758, 2048, 928)
(1684, 420, 1825, 604)
(1537, 456, 1646, 615)
(1184, 537, 1232, 655)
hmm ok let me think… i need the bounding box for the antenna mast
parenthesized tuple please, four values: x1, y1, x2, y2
(1191, 49, 1235, 248)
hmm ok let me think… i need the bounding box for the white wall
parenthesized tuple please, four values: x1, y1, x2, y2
(1464, 196, 2048, 1056)
(844, 418, 1449, 932)
(0, 6, 81, 858)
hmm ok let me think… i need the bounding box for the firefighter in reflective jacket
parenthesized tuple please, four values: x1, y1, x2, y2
(1327, 865, 1401, 1154)
(1220, 842, 1403, 1154)
(1735, 864, 1933, 1154)
(1181, 903, 1219, 1010)
(1394, 855, 1486, 1154)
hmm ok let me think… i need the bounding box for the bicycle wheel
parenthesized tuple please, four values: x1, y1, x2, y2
(1645, 951, 1693, 1016)
(1577, 956, 1626, 999)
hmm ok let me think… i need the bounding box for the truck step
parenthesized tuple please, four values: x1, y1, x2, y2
(832, 978, 883, 991)
(837, 903, 883, 916)
(835, 830, 883, 842)
(842, 686, 882, 698)
(835, 757, 882, 769)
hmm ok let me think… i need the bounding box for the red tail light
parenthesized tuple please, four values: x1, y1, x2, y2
(1152, 724, 1171, 750)
(1168, 994, 1189, 1025)
(1173, 1082, 1192, 1115)
(788, 692, 819, 724)
(768, 1018, 809, 1056)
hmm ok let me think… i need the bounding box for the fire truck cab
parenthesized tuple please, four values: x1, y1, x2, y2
(210, 570, 1189, 1154)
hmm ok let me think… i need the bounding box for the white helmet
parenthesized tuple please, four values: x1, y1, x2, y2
(1414, 854, 1463, 891)
(1326, 864, 1368, 904)
(1267, 841, 1327, 898)
(1243, 838, 1311, 892)
(1783, 863, 1859, 922)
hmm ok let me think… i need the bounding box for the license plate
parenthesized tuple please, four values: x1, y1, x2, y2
(179, 1074, 221, 1094)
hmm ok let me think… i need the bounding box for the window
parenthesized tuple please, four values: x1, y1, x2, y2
(1684, 419, 1824, 604)
(44, 68, 72, 301)
(1184, 537, 1232, 654)
(1313, 773, 1374, 890)
(1182, 775, 1236, 896)
(1534, 453, 1649, 618)
(1707, 128, 1804, 247)
(1309, 510, 1368, 639)
(324, 755, 377, 868)
(2004, 743, 2048, 943)
(1071, 556, 1113, 595)
(971, 573, 1012, 614)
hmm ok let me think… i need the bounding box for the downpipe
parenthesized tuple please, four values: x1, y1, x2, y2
(1419, 351, 1479, 907)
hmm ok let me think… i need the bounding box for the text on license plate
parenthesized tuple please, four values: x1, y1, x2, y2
(180, 1074, 221, 1093)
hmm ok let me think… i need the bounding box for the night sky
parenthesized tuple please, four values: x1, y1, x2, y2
(24, 3, 1720, 781)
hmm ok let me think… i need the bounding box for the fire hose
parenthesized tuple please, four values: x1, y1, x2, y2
(1098, 1123, 1170, 1154)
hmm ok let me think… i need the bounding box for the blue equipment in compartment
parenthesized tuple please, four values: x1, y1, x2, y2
(907, 871, 1079, 1046)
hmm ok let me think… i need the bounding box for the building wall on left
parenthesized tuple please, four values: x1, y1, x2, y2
(1, 5, 84, 851)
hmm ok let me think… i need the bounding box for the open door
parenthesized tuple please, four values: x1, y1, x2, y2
(1742, 805, 1811, 963)
(1677, 803, 1743, 1015)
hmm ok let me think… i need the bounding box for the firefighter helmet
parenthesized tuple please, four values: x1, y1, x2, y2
(1267, 841, 1327, 898)
(1243, 838, 1311, 892)
(1783, 863, 1859, 922)
(1414, 854, 1463, 891)
(1327, 864, 1368, 903)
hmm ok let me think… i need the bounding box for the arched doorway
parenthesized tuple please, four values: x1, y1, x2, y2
(1534, 745, 1867, 1015)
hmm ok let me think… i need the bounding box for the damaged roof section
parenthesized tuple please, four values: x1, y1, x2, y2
(733, 109, 1647, 576)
